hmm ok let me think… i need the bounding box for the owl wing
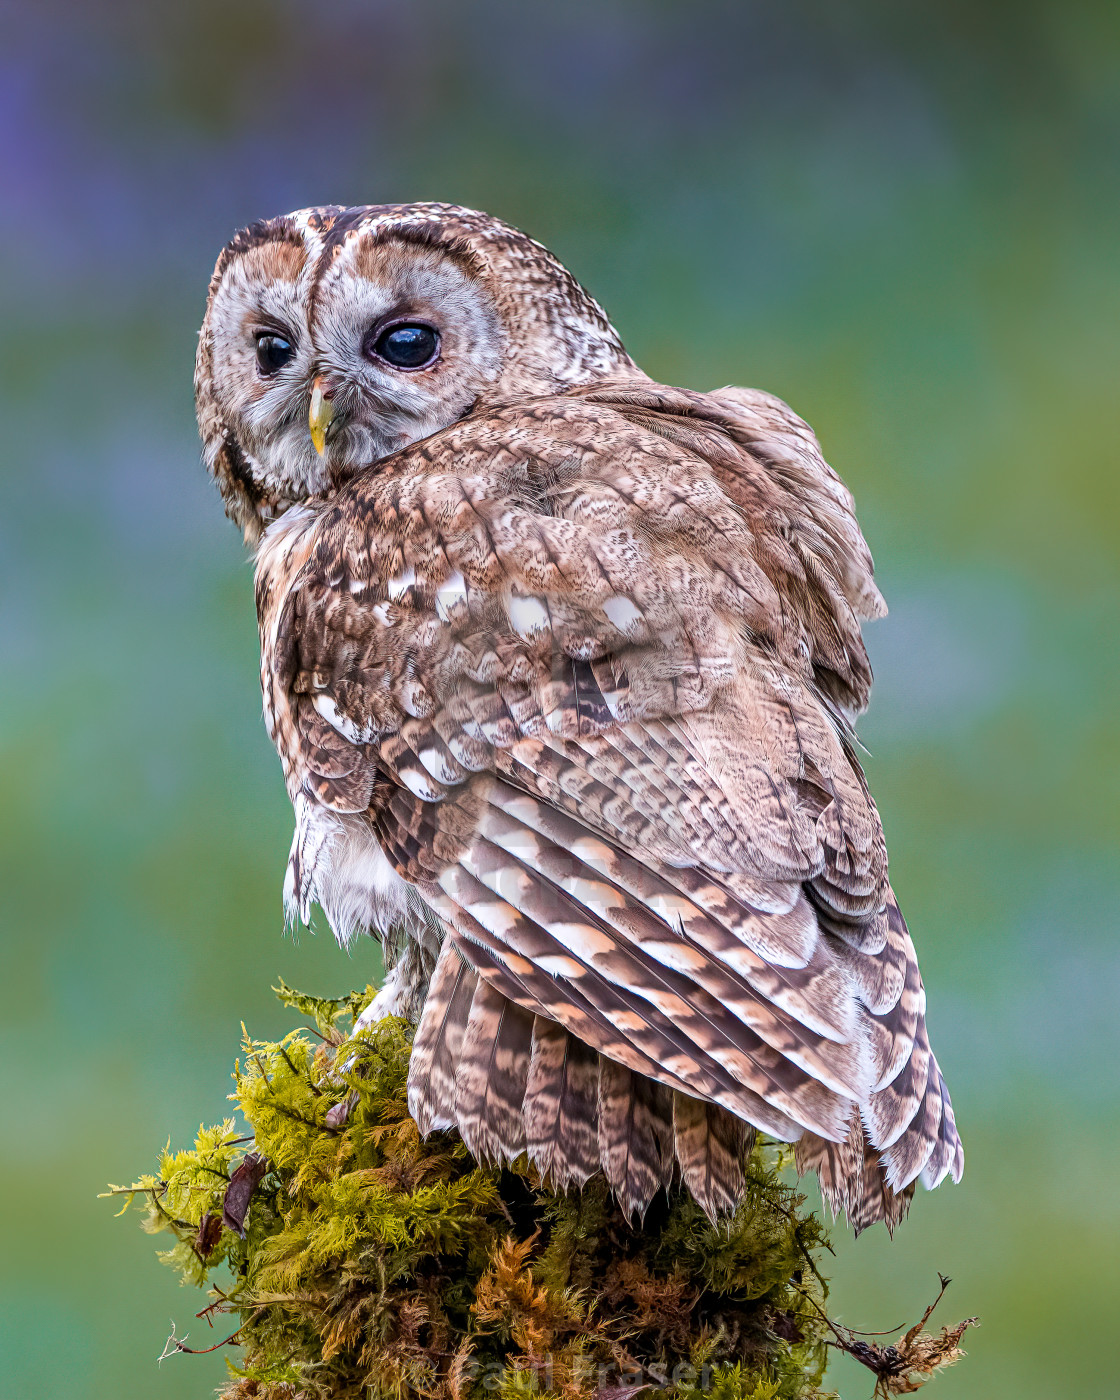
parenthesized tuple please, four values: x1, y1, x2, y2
(260, 380, 963, 1229)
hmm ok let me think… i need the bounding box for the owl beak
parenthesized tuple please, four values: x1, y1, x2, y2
(308, 376, 336, 456)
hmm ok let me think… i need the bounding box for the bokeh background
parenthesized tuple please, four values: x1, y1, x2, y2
(2, 1, 1118, 1396)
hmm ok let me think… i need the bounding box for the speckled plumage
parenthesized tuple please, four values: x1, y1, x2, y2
(195, 202, 963, 1229)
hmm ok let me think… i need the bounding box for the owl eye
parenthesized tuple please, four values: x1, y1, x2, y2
(255, 333, 295, 376)
(367, 322, 440, 370)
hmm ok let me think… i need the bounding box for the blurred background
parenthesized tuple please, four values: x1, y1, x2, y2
(1, 1, 1117, 1395)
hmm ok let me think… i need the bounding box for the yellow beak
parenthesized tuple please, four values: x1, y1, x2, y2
(308, 376, 335, 456)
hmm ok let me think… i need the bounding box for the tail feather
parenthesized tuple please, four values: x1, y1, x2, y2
(795, 1122, 861, 1221)
(865, 1027, 931, 1152)
(597, 1059, 675, 1220)
(880, 1049, 942, 1190)
(407, 941, 960, 1232)
(408, 938, 477, 1134)
(869, 1020, 964, 1197)
(796, 1113, 913, 1236)
(524, 1017, 601, 1189)
(672, 1091, 755, 1221)
(797, 1023, 963, 1235)
(454, 980, 534, 1163)
(851, 1128, 916, 1236)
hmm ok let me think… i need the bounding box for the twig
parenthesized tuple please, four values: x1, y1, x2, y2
(270, 1100, 340, 1134)
(250, 1051, 338, 1132)
(794, 1286, 902, 1347)
(195, 1299, 236, 1327)
(769, 1192, 835, 1288)
(277, 1042, 320, 1094)
(196, 1165, 232, 1182)
(158, 1308, 265, 1361)
(905, 1274, 951, 1341)
(794, 1275, 974, 1398)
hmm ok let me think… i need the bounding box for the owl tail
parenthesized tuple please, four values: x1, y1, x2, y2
(407, 940, 753, 1222)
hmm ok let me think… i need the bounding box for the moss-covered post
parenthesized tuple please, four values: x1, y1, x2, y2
(106, 983, 972, 1400)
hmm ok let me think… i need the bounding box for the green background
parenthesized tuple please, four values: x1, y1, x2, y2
(1, 2, 1117, 1395)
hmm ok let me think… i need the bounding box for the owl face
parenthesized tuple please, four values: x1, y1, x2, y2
(203, 227, 504, 505)
(196, 204, 635, 542)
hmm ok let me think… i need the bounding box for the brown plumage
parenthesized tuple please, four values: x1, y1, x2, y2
(195, 203, 963, 1230)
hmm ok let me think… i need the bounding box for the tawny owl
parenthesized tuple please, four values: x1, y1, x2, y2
(195, 203, 963, 1232)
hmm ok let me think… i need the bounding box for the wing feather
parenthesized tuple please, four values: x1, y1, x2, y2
(259, 379, 962, 1230)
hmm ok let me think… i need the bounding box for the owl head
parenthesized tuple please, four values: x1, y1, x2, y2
(195, 203, 636, 543)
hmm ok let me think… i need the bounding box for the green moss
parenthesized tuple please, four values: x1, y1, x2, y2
(108, 984, 835, 1400)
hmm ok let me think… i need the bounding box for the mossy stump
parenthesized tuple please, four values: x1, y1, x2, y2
(107, 984, 892, 1400)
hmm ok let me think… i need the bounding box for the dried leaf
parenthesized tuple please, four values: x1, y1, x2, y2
(222, 1153, 269, 1237)
(325, 1090, 359, 1129)
(193, 1210, 224, 1260)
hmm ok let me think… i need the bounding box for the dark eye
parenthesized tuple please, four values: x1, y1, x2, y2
(255, 333, 295, 375)
(367, 322, 440, 370)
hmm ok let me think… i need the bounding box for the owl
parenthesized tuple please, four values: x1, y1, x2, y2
(195, 203, 963, 1232)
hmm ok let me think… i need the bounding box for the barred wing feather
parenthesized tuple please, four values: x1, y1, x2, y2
(259, 379, 963, 1229)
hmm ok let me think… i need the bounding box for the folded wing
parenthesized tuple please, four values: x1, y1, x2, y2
(259, 379, 963, 1228)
